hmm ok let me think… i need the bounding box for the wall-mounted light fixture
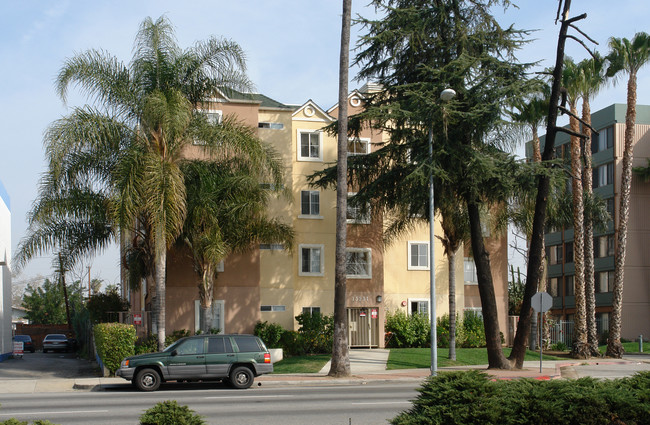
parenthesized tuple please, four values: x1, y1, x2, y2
(376, 295, 382, 303)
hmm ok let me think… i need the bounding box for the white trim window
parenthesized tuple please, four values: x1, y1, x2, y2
(258, 122, 284, 130)
(297, 130, 322, 161)
(346, 248, 372, 279)
(347, 193, 370, 224)
(194, 110, 223, 145)
(408, 298, 430, 317)
(347, 137, 370, 155)
(261, 305, 286, 312)
(299, 244, 324, 276)
(408, 241, 429, 270)
(300, 190, 321, 218)
(464, 257, 478, 285)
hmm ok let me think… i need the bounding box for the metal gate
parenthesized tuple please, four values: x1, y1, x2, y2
(347, 307, 380, 348)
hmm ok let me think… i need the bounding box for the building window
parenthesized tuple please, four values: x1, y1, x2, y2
(298, 130, 322, 161)
(548, 277, 560, 297)
(300, 190, 321, 217)
(592, 126, 614, 153)
(346, 248, 372, 278)
(261, 305, 286, 312)
(347, 137, 370, 155)
(564, 242, 574, 264)
(347, 193, 371, 224)
(464, 257, 478, 284)
(193, 110, 223, 145)
(216, 260, 224, 273)
(408, 242, 429, 270)
(464, 307, 483, 318)
(299, 244, 324, 276)
(547, 245, 563, 265)
(595, 270, 614, 293)
(565, 275, 575, 296)
(258, 122, 284, 129)
(408, 299, 429, 316)
(593, 162, 614, 188)
(260, 243, 285, 250)
(302, 306, 321, 315)
(595, 235, 615, 258)
(606, 198, 615, 220)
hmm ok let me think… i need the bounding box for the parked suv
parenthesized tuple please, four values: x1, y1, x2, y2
(116, 334, 272, 391)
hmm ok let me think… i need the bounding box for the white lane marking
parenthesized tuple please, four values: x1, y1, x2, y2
(0, 410, 109, 416)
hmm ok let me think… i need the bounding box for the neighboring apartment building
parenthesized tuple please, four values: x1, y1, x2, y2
(528, 104, 650, 341)
(0, 179, 12, 360)
(124, 86, 510, 347)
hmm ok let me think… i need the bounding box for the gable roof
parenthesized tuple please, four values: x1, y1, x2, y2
(326, 89, 366, 114)
(292, 100, 336, 123)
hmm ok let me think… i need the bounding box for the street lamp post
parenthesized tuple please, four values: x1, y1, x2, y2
(429, 88, 456, 376)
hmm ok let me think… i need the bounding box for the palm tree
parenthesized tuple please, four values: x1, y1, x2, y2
(18, 16, 278, 350)
(605, 32, 650, 358)
(577, 53, 608, 356)
(561, 58, 590, 358)
(180, 160, 293, 333)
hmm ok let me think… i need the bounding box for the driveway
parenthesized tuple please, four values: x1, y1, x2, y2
(0, 352, 100, 379)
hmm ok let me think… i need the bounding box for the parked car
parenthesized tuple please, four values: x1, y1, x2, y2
(12, 335, 35, 353)
(42, 334, 70, 353)
(116, 334, 272, 391)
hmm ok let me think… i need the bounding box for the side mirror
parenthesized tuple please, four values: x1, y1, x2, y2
(171, 349, 178, 356)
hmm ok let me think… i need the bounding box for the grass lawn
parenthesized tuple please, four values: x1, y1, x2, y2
(271, 354, 330, 374)
(599, 341, 650, 354)
(387, 347, 567, 370)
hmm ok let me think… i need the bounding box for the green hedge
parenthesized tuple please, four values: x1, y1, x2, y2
(392, 370, 650, 425)
(139, 400, 204, 425)
(93, 322, 136, 374)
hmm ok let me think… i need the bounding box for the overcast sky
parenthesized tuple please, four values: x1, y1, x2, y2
(1, 0, 649, 289)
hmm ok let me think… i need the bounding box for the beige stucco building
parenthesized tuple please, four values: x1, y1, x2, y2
(124, 86, 510, 347)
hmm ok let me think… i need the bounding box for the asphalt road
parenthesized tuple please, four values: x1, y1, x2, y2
(0, 351, 100, 379)
(0, 382, 420, 425)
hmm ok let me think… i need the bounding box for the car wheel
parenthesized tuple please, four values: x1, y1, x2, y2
(229, 366, 254, 389)
(135, 368, 161, 392)
(43, 349, 48, 353)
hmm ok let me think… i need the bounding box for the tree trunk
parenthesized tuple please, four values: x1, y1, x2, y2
(582, 99, 599, 356)
(466, 201, 510, 369)
(509, 1, 580, 368)
(329, 0, 352, 377)
(155, 225, 167, 351)
(448, 248, 457, 361)
(199, 265, 215, 333)
(607, 72, 637, 358)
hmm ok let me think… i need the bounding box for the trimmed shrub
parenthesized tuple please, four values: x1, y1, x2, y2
(391, 371, 650, 425)
(139, 400, 205, 425)
(93, 322, 137, 375)
(385, 311, 430, 348)
(254, 321, 284, 348)
(135, 335, 159, 355)
(165, 329, 191, 347)
(459, 310, 486, 348)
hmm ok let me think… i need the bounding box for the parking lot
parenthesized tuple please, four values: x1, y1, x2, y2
(0, 351, 100, 379)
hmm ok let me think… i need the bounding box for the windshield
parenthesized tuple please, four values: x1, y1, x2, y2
(163, 338, 186, 353)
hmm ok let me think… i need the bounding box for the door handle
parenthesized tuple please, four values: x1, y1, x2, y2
(227, 354, 235, 357)
(197, 356, 204, 359)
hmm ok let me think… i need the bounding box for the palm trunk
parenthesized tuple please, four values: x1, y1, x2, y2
(448, 248, 457, 361)
(467, 201, 511, 369)
(582, 99, 599, 356)
(607, 72, 637, 358)
(569, 107, 589, 358)
(199, 265, 215, 333)
(329, 0, 352, 377)
(155, 225, 167, 351)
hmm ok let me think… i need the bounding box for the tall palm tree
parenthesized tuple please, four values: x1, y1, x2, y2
(18, 16, 279, 350)
(180, 159, 293, 333)
(562, 58, 590, 358)
(577, 53, 607, 356)
(605, 32, 650, 358)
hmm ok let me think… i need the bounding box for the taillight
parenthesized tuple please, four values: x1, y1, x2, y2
(264, 353, 271, 363)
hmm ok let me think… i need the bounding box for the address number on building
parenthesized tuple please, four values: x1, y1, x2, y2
(350, 296, 369, 303)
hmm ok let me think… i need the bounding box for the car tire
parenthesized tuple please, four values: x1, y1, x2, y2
(229, 366, 254, 389)
(135, 368, 161, 392)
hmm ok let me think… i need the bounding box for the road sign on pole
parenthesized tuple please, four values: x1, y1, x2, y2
(531, 291, 552, 372)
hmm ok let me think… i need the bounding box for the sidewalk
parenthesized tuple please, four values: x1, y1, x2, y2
(0, 351, 648, 394)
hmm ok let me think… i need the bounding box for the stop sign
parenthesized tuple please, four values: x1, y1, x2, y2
(531, 291, 553, 313)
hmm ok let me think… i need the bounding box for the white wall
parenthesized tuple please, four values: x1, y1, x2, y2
(0, 179, 12, 358)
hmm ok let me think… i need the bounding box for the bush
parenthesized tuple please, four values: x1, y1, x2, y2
(385, 311, 430, 348)
(296, 312, 333, 354)
(459, 310, 486, 348)
(391, 371, 650, 425)
(93, 322, 137, 374)
(550, 341, 568, 351)
(165, 329, 191, 347)
(254, 321, 284, 348)
(135, 335, 159, 355)
(86, 292, 129, 324)
(139, 400, 205, 425)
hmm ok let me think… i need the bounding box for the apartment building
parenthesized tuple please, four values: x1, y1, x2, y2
(125, 86, 510, 347)
(529, 104, 650, 341)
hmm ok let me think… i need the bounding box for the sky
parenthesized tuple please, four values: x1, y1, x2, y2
(1, 0, 649, 290)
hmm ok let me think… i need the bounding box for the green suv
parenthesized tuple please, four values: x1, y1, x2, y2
(116, 334, 272, 391)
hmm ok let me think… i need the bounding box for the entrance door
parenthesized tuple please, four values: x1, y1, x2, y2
(347, 307, 380, 348)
